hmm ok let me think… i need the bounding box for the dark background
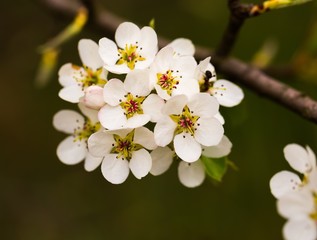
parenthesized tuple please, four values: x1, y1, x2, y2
(1, 0, 317, 239)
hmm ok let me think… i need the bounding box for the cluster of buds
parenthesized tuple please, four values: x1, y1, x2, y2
(53, 22, 244, 187)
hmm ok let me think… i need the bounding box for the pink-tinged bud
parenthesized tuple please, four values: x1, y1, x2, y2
(83, 85, 105, 110)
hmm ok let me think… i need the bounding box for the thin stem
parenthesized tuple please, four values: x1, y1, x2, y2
(215, 0, 253, 57)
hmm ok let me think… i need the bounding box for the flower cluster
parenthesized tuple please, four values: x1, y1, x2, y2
(270, 144, 317, 240)
(53, 22, 244, 187)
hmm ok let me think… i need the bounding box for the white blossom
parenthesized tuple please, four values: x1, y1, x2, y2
(98, 22, 158, 74)
(166, 38, 195, 57)
(98, 69, 164, 130)
(88, 127, 157, 184)
(154, 93, 224, 162)
(53, 103, 103, 172)
(178, 135, 232, 188)
(149, 47, 199, 100)
(58, 39, 107, 103)
(196, 57, 244, 107)
(270, 144, 316, 199)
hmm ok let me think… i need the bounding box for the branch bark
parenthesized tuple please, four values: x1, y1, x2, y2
(40, 0, 317, 124)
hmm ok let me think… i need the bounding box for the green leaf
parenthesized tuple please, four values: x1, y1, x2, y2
(200, 156, 228, 182)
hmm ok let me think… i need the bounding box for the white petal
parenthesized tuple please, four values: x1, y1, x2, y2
(202, 135, 232, 158)
(178, 160, 205, 188)
(78, 102, 99, 124)
(126, 114, 151, 128)
(105, 64, 131, 74)
(307, 169, 317, 192)
(82, 85, 105, 110)
(194, 117, 224, 146)
(84, 152, 103, 172)
(194, 57, 214, 80)
(269, 171, 302, 199)
(150, 147, 174, 176)
(187, 93, 219, 118)
(172, 78, 200, 98)
(174, 133, 201, 163)
(154, 116, 177, 147)
(124, 69, 151, 96)
(78, 39, 103, 70)
(103, 78, 126, 106)
(142, 94, 165, 122)
(211, 80, 244, 107)
(88, 131, 114, 157)
(101, 154, 130, 184)
(214, 112, 225, 125)
(162, 94, 188, 115)
(277, 189, 314, 219)
(129, 149, 152, 179)
(58, 63, 77, 87)
(59, 85, 84, 103)
(138, 26, 158, 57)
(170, 56, 197, 78)
(167, 38, 195, 57)
(53, 110, 84, 134)
(134, 127, 157, 150)
(306, 145, 316, 170)
(154, 82, 173, 100)
(98, 37, 120, 66)
(115, 22, 140, 48)
(57, 136, 87, 165)
(284, 144, 313, 174)
(151, 46, 174, 71)
(98, 105, 127, 130)
(283, 218, 317, 240)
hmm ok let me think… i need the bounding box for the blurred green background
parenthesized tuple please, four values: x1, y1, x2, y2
(1, 0, 317, 239)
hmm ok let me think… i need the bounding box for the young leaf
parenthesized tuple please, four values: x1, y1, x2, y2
(200, 156, 228, 182)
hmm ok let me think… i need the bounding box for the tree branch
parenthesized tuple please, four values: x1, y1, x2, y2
(40, 0, 317, 124)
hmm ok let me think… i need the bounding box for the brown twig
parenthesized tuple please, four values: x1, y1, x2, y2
(215, 0, 254, 57)
(40, 0, 317, 124)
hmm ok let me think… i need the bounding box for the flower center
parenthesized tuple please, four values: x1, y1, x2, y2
(116, 44, 145, 70)
(170, 106, 200, 135)
(74, 119, 101, 142)
(110, 130, 142, 160)
(310, 193, 317, 222)
(73, 65, 107, 89)
(120, 93, 145, 119)
(156, 70, 179, 96)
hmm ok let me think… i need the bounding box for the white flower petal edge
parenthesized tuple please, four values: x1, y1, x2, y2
(53, 110, 84, 134)
(129, 149, 152, 179)
(57, 136, 87, 165)
(174, 132, 201, 163)
(284, 143, 315, 174)
(167, 38, 195, 57)
(283, 218, 317, 240)
(194, 117, 224, 147)
(101, 154, 130, 184)
(88, 131, 114, 157)
(211, 80, 244, 107)
(277, 189, 314, 219)
(269, 170, 302, 199)
(78, 39, 104, 71)
(178, 160, 205, 188)
(142, 94, 165, 122)
(154, 116, 177, 147)
(84, 152, 103, 172)
(202, 135, 232, 158)
(150, 147, 174, 176)
(134, 127, 157, 150)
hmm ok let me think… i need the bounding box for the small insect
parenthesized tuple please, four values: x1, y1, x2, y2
(201, 70, 216, 92)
